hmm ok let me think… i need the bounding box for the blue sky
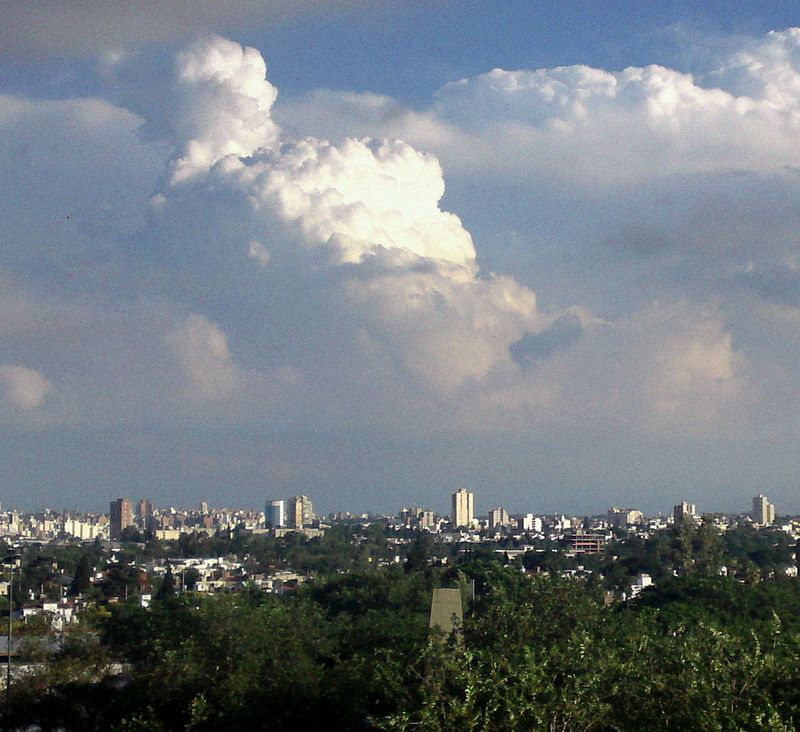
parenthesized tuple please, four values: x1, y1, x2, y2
(2, 2, 800, 516)
(251, 1, 799, 99)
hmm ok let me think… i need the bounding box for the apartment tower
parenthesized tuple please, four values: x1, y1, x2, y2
(452, 489, 474, 528)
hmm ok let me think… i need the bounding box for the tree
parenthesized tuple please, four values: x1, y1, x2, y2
(69, 554, 92, 597)
(694, 517, 723, 577)
(672, 516, 695, 575)
(183, 567, 200, 592)
(404, 531, 431, 574)
(155, 565, 175, 602)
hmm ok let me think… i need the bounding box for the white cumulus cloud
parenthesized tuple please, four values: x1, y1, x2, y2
(431, 58, 800, 183)
(145, 35, 537, 393)
(277, 28, 800, 186)
(166, 35, 280, 184)
(227, 136, 477, 268)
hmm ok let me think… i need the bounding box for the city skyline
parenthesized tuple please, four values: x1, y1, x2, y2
(1, 490, 783, 528)
(4, 4, 800, 514)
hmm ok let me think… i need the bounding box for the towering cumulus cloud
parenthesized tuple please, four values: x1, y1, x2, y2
(170, 37, 279, 184)
(109, 34, 751, 431)
(148, 35, 541, 394)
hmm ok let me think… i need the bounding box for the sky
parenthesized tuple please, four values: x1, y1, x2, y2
(3, 1, 800, 516)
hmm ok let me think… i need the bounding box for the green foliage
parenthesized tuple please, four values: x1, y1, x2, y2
(8, 526, 800, 731)
(522, 548, 577, 574)
(69, 553, 92, 596)
(380, 575, 800, 732)
(404, 531, 431, 573)
(154, 565, 175, 601)
(724, 526, 794, 579)
(99, 562, 146, 601)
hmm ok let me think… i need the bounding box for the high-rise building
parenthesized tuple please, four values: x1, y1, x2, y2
(136, 499, 153, 519)
(752, 494, 776, 526)
(136, 499, 154, 532)
(488, 507, 509, 528)
(607, 507, 644, 528)
(199, 501, 209, 515)
(302, 496, 315, 526)
(288, 495, 314, 529)
(452, 489, 474, 528)
(519, 514, 542, 532)
(673, 501, 696, 525)
(110, 497, 134, 540)
(265, 499, 286, 528)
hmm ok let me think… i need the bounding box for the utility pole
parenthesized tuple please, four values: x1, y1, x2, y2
(6, 563, 11, 706)
(5, 550, 19, 720)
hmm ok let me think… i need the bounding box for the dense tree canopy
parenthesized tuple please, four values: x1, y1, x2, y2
(4, 521, 800, 730)
(5, 552, 800, 731)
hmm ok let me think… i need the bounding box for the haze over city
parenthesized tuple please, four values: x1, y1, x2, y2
(3, 2, 800, 515)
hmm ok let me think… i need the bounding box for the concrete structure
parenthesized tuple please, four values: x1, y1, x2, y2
(62, 518, 104, 541)
(520, 514, 542, 532)
(398, 507, 438, 531)
(273, 526, 325, 539)
(452, 489, 474, 528)
(287, 495, 314, 529)
(109, 498, 134, 540)
(137, 500, 153, 520)
(569, 530, 606, 554)
(136, 499, 154, 531)
(752, 494, 776, 526)
(629, 573, 653, 599)
(265, 499, 286, 529)
(607, 507, 644, 528)
(154, 529, 182, 541)
(673, 502, 697, 525)
(429, 588, 463, 639)
(488, 507, 510, 528)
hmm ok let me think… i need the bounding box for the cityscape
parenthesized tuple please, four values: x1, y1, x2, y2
(7, 2, 800, 729)
(0, 485, 798, 729)
(0, 488, 790, 614)
(0, 490, 785, 547)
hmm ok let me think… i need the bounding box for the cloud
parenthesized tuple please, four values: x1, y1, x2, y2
(166, 35, 280, 184)
(230, 136, 477, 267)
(276, 28, 800, 188)
(511, 314, 583, 370)
(630, 307, 747, 430)
(274, 89, 454, 150)
(348, 269, 539, 393)
(434, 33, 800, 184)
(0, 29, 790, 515)
(0, 364, 52, 409)
(712, 28, 800, 103)
(559, 304, 749, 434)
(138, 35, 764, 429)
(0, 93, 163, 265)
(143, 36, 546, 396)
(444, 70, 793, 185)
(165, 314, 239, 401)
(132, 35, 473, 268)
